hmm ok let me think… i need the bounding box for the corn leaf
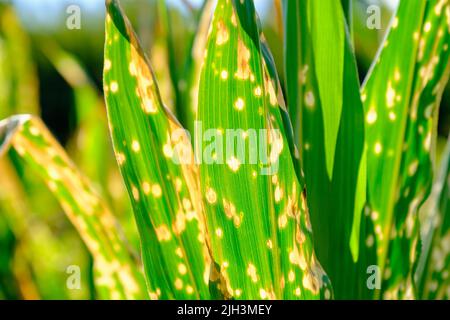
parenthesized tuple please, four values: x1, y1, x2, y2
(104, 0, 213, 299)
(0, 156, 95, 299)
(0, 115, 148, 299)
(284, 0, 368, 299)
(197, 0, 331, 299)
(416, 135, 450, 299)
(41, 41, 142, 255)
(362, 0, 450, 298)
(308, 0, 345, 178)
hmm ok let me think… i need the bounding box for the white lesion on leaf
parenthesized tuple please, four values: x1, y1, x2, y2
(110, 81, 119, 93)
(104, 58, 112, 71)
(234, 97, 245, 111)
(131, 139, 140, 152)
(131, 185, 139, 201)
(304, 91, 315, 110)
(386, 81, 396, 108)
(247, 263, 259, 283)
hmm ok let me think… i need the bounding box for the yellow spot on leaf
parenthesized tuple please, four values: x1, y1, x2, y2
(132, 186, 139, 201)
(116, 152, 126, 165)
(247, 263, 258, 283)
(132, 140, 140, 152)
(206, 187, 217, 204)
(220, 70, 229, 80)
(235, 38, 251, 80)
(374, 142, 382, 155)
(110, 81, 119, 93)
(152, 184, 162, 198)
(386, 82, 396, 108)
(142, 181, 151, 195)
(367, 108, 377, 124)
(104, 59, 112, 71)
(305, 91, 315, 109)
(178, 264, 187, 275)
(216, 19, 229, 45)
(155, 224, 171, 241)
(175, 278, 183, 290)
(254, 86, 262, 97)
(227, 156, 241, 171)
(234, 98, 245, 111)
(274, 186, 283, 203)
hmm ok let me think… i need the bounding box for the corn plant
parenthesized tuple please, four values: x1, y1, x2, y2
(0, 0, 449, 300)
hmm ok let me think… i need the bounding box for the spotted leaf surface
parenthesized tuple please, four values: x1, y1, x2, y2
(104, 0, 212, 299)
(362, 0, 450, 298)
(416, 135, 450, 299)
(0, 115, 148, 299)
(197, 0, 331, 300)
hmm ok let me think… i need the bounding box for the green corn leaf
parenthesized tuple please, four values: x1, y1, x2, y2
(341, 0, 354, 44)
(284, 0, 368, 299)
(197, 0, 331, 299)
(416, 135, 450, 299)
(0, 115, 148, 299)
(104, 0, 213, 299)
(362, 0, 450, 298)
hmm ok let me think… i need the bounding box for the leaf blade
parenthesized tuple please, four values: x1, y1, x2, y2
(0, 114, 148, 299)
(197, 0, 331, 299)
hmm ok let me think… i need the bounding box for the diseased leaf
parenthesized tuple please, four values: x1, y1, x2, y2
(416, 135, 450, 300)
(362, 0, 450, 298)
(104, 0, 212, 299)
(0, 115, 148, 299)
(197, 0, 331, 299)
(41, 41, 142, 255)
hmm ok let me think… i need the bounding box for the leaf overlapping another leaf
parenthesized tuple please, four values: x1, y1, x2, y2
(284, 0, 368, 299)
(104, 0, 213, 299)
(362, 0, 450, 298)
(197, 0, 331, 299)
(0, 115, 148, 299)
